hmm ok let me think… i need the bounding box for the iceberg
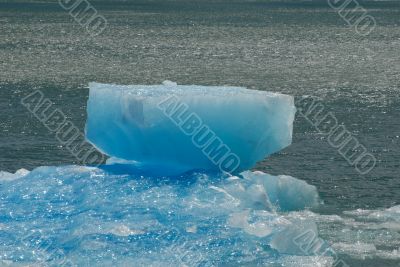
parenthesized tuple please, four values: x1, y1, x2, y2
(1, 82, 346, 266)
(86, 81, 295, 174)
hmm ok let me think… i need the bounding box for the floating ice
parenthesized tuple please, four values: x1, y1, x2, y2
(240, 171, 321, 211)
(296, 205, 400, 262)
(86, 82, 295, 173)
(4, 164, 397, 265)
(343, 205, 400, 222)
(0, 168, 29, 181)
(0, 166, 324, 266)
(2, 81, 399, 266)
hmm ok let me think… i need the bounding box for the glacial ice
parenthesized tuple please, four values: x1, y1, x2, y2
(0, 165, 323, 266)
(2, 164, 398, 265)
(0, 168, 30, 181)
(1, 82, 399, 266)
(86, 81, 295, 174)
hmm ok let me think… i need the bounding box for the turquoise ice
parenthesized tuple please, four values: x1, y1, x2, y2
(0, 166, 323, 266)
(86, 81, 295, 174)
(5, 82, 386, 266)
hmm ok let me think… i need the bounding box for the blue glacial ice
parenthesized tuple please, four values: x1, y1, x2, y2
(86, 81, 295, 174)
(2, 166, 399, 266)
(0, 166, 324, 266)
(3, 82, 399, 266)
(0, 82, 334, 266)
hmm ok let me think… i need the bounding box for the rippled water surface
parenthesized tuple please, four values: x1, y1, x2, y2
(0, 1, 400, 266)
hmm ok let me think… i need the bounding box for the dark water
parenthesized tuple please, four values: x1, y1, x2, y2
(0, 1, 399, 266)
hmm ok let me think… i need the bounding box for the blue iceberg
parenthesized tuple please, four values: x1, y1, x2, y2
(86, 81, 295, 174)
(0, 82, 345, 266)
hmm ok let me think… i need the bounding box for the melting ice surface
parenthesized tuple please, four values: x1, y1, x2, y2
(86, 81, 295, 174)
(0, 167, 399, 266)
(0, 167, 326, 266)
(1, 82, 399, 266)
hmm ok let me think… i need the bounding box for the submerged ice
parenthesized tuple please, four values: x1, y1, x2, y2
(86, 82, 295, 174)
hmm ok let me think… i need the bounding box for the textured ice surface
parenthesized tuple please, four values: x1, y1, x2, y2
(86, 82, 295, 174)
(3, 82, 397, 266)
(0, 168, 29, 181)
(1, 166, 399, 266)
(293, 206, 400, 263)
(240, 171, 321, 211)
(0, 165, 325, 266)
